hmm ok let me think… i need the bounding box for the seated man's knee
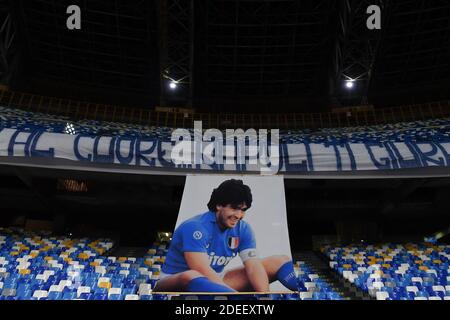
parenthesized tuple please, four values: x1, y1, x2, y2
(273, 255, 291, 266)
(179, 270, 203, 286)
(263, 255, 293, 279)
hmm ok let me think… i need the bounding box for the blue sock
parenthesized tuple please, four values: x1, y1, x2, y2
(276, 261, 298, 291)
(186, 277, 236, 293)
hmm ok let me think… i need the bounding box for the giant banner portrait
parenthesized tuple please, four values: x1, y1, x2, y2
(154, 175, 296, 293)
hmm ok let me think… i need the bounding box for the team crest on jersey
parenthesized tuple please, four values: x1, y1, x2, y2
(228, 237, 239, 249)
(193, 231, 203, 240)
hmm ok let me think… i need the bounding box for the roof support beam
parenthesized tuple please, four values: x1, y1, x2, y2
(331, 0, 391, 107)
(158, 0, 194, 107)
(0, 0, 20, 86)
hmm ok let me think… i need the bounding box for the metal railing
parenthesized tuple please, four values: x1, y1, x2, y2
(1, 89, 450, 130)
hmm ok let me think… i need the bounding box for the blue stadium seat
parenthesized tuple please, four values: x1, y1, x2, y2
(47, 292, 63, 300)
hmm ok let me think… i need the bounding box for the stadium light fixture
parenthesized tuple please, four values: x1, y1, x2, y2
(345, 80, 355, 89)
(169, 81, 178, 90)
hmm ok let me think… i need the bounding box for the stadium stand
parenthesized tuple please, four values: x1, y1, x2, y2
(321, 243, 450, 300)
(2, 105, 450, 144)
(295, 260, 345, 300)
(0, 227, 158, 300)
(2, 0, 450, 307)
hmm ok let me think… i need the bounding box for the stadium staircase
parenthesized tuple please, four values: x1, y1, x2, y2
(295, 251, 370, 300)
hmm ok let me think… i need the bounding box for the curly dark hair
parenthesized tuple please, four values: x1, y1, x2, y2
(207, 179, 253, 212)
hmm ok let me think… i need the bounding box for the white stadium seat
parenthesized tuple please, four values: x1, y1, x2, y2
(109, 288, 122, 296)
(411, 277, 423, 283)
(59, 280, 72, 288)
(299, 292, 313, 300)
(49, 285, 63, 293)
(77, 286, 91, 297)
(406, 286, 419, 293)
(35, 274, 47, 281)
(373, 281, 384, 289)
(33, 290, 48, 299)
(138, 284, 153, 295)
(304, 282, 316, 290)
(376, 292, 389, 300)
(432, 286, 445, 292)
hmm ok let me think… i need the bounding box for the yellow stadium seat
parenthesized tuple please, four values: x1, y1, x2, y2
(90, 262, 99, 267)
(144, 260, 153, 266)
(433, 260, 442, 264)
(78, 253, 89, 260)
(374, 270, 384, 276)
(419, 266, 428, 271)
(98, 282, 111, 289)
(10, 251, 19, 256)
(19, 269, 31, 275)
(382, 264, 391, 269)
(18, 246, 28, 252)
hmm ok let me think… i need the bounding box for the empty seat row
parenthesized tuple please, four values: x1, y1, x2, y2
(2, 105, 450, 144)
(322, 242, 450, 300)
(1, 227, 349, 300)
(294, 261, 344, 300)
(0, 227, 169, 300)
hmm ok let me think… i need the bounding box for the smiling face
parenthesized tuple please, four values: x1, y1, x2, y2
(215, 204, 248, 230)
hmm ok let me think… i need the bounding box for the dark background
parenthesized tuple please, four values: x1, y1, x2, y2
(3, 0, 450, 112)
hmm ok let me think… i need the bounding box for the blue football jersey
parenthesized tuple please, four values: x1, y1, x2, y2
(162, 211, 257, 274)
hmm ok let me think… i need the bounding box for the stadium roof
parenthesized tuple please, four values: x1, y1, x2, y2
(2, 0, 450, 113)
